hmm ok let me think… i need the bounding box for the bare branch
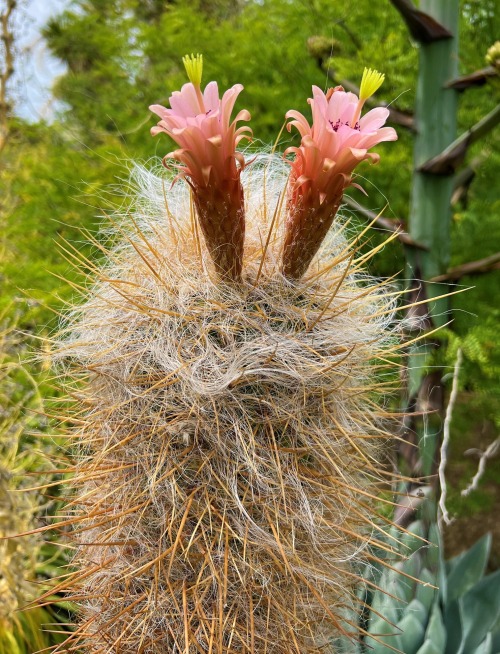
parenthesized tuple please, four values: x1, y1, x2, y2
(343, 196, 428, 250)
(430, 252, 500, 282)
(446, 67, 498, 91)
(438, 348, 462, 527)
(451, 154, 485, 206)
(0, 0, 17, 155)
(419, 103, 500, 175)
(389, 0, 453, 43)
(462, 437, 500, 497)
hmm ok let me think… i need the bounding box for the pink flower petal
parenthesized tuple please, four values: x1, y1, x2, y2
(150, 79, 251, 190)
(220, 84, 244, 128)
(283, 82, 398, 277)
(203, 81, 220, 113)
(168, 85, 198, 116)
(234, 109, 251, 123)
(285, 84, 397, 204)
(149, 104, 170, 119)
(359, 107, 391, 132)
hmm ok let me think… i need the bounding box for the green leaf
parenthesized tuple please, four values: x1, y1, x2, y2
(370, 592, 405, 628)
(393, 557, 420, 602)
(370, 570, 408, 626)
(444, 599, 464, 654)
(397, 600, 426, 654)
(418, 430, 440, 478)
(402, 520, 427, 555)
(424, 601, 446, 650)
(459, 570, 500, 652)
(365, 618, 404, 653)
(489, 616, 500, 652)
(446, 534, 491, 603)
(415, 568, 438, 612)
(416, 640, 444, 654)
(0, 632, 22, 654)
(472, 632, 492, 654)
(426, 523, 441, 570)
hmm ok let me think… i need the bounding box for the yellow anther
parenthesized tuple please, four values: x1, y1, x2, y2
(182, 53, 203, 86)
(359, 67, 385, 101)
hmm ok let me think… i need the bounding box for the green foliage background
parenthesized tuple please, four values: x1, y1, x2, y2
(0, 0, 499, 639)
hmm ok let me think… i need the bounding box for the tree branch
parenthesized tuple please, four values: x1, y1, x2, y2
(451, 154, 485, 206)
(462, 437, 500, 497)
(389, 0, 453, 43)
(343, 196, 428, 250)
(446, 67, 498, 91)
(430, 252, 500, 282)
(438, 348, 462, 528)
(419, 103, 500, 175)
(0, 0, 16, 155)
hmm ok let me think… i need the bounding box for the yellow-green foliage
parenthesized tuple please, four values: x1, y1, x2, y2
(0, 313, 69, 653)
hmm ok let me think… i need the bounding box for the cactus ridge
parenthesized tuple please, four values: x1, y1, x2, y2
(49, 155, 405, 653)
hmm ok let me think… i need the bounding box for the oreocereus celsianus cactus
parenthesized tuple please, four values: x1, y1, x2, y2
(45, 55, 407, 654)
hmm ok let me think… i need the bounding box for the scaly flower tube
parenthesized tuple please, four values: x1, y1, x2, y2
(282, 68, 397, 279)
(150, 54, 252, 281)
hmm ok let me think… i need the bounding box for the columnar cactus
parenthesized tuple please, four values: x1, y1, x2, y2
(50, 57, 403, 653)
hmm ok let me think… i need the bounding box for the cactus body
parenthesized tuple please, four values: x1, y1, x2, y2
(53, 157, 401, 653)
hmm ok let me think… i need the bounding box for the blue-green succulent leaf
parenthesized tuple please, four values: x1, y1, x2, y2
(472, 632, 492, 654)
(446, 534, 491, 603)
(365, 617, 404, 652)
(424, 601, 446, 650)
(370, 571, 408, 626)
(459, 569, 500, 652)
(415, 567, 438, 612)
(426, 523, 441, 570)
(397, 600, 426, 654)
(444, 598, 464, 654)
(416, 640, 444, 654)
(402, 520, 427, 555)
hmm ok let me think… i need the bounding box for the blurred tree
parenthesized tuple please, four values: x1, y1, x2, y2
(0, 0, 17, 154)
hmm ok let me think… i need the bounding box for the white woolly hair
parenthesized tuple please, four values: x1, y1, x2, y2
(51, 153, 403, 654)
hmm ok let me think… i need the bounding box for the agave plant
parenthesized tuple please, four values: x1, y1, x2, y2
(335, 517, 500, 654)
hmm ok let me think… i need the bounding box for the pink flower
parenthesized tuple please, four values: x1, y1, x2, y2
(150, 81, 252, 188)
(282, 74, 397, 279)
(149, 55, 252, 281)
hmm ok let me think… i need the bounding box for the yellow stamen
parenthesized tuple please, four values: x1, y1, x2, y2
(182, 53, 203, 86)
(351, 67, 385, 128)
(359, 67, 385, 101)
